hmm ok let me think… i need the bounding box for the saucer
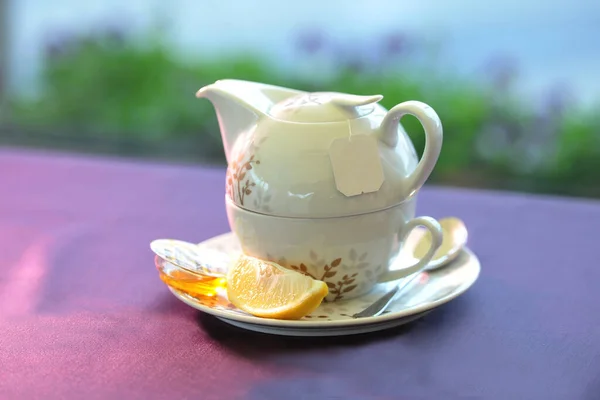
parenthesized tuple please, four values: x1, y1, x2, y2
(166, 232, 480, 336)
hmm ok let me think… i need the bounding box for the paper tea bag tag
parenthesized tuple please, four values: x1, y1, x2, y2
(328, 134, 385, 197)
(150, 239, 230, 277)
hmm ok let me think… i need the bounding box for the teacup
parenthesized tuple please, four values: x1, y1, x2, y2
(226, 196, 443, 302)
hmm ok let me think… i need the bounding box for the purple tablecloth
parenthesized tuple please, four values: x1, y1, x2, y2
(1, 148, 600, 399)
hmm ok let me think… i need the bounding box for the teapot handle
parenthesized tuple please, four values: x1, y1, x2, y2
(379, 101, 443, 198)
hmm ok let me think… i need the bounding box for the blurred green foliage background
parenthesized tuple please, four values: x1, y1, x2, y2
(4, 26, 600, 198)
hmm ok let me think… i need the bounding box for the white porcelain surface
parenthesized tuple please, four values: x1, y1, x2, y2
(196, 79, 443, 218)
(166, 231, 480, 336)
(408, 216, 469, 270)
(226, 196, 443, 302)
(216, 310, 432, 337)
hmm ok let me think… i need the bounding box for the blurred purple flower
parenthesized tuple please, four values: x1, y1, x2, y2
(382, 32, 411, 57)
(43, 30, 76, 61)
(542, 83, 573, 117)
(484, 55, 519, 90)
(295, 29, 326, 55)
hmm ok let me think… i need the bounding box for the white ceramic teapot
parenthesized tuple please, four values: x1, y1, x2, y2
(196, 79, 444, 302)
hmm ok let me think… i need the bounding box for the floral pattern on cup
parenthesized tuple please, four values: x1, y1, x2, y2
(265, 248, 376, 301)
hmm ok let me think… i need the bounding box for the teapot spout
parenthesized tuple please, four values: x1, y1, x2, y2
(196, 79, 305, 162)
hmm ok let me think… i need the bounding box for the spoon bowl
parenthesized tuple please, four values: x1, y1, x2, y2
(150, 238, 231, 277)
(405, 216, 468, 271)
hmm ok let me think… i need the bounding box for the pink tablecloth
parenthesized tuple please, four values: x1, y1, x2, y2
(2, 148, 600, 399)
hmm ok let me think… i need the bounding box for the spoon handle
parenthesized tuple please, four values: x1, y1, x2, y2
(352, 273, 419, 318)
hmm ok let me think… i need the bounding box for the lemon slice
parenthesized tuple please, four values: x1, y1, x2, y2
(226, 254, 329, 320)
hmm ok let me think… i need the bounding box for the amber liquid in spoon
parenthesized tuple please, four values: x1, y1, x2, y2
(156, 257, 227, 297)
